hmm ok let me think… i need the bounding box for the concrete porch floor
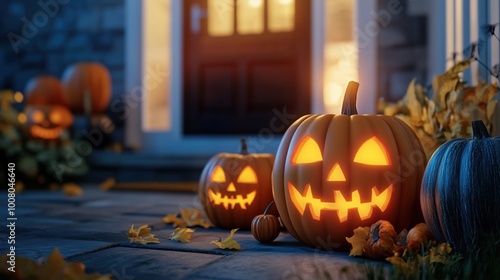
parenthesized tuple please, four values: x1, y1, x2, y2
(0, 186, 390, 279)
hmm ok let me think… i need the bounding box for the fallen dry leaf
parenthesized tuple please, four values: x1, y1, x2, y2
(180, 208, 212, 228)
(62, 183, 83, 197)
(386, 255, 420, 274)
(128, 224, 160, 245)
(163, 214, 187, 228)
(99, 178, 116, 191)
(163, 208, 212, 229)
(345, 226, 370, 256)
(168, 227, 194, 243)
(211, 228, 241, 250)
(0, 247, 111, 280)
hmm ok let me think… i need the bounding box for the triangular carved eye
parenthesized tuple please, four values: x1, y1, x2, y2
(237, 166, 258, 183)
(291, 136, 323, 164)
(354, 137, 390, 166)
(210, 166, 226, 182)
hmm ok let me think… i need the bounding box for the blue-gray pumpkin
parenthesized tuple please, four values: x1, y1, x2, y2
(420, 120, 500, 252)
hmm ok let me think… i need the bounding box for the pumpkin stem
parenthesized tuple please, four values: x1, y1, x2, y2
(240, 137, 249, 155)
(341, 81, 359, 116)
(263, 201, 275, 215)
(471, 120, 490, 139)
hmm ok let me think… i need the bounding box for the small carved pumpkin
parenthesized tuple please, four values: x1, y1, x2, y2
(251, 201, 281, 243)
(199, 139, 275, 229)
(273, 81, 427, 250)
(24, 105, 73, 140)
(421, 120, 500, 252)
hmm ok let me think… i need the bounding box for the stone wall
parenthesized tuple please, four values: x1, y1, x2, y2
(0, 0, 125, 133)
(377, 0, 428, 102)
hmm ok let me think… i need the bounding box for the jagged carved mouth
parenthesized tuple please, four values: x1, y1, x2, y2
(208, 189, 257, 210)
(288, 183, 393, 222)
(31, 126, 62, 140)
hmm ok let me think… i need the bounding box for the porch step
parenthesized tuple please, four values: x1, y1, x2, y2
(84, 151, 211, 184)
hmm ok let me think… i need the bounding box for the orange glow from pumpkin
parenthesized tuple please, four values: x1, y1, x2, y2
(210, 166, 227, 183)
(32, 110, 45, 124)
(227, 182, 237, 192)
(49, 111, 62, 124)
(208, 189, 257, 210)
(291, 136, 323, 164)
(353, 137, 390, 166)
(30, 126, 63, 140)
(327, 163, 346, 182)
(288, 183, 393, 222)
(237, 166, 258, 183)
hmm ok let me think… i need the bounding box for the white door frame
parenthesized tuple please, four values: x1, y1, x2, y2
(124, 0, 377, 156)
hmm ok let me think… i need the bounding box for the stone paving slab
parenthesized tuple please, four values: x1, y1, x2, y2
(0, 187, 389, 279)
(67, 247, 225, 280)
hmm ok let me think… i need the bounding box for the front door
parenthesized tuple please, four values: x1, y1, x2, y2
(183, 0, 311, 135)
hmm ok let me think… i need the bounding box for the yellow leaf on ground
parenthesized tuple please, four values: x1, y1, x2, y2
(211, 228, 241, 250)
(128, 224, 160, 245)
(99, 178, 116, 191)
(386, 255, 419, 273)
(163, 208, 212, 228)
(181, 208, 212, 228)
(0, 248, 111, 280)
(62, 183, 83, 196)
(163, 213, 187, 228)
(345, 226, 370, 256)
(169, 227, 194, 243)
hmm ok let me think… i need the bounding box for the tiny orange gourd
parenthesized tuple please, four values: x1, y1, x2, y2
(251, 201, 281, 243)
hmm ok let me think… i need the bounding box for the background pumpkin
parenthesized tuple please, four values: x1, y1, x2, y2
(25, 75, 67, 107)
(61, 62, 111, 114)
(24, 105, 73, 140)
(199, 139, 275, 229)
(273, 81, 426, 250)
(421, 120, 500, 252)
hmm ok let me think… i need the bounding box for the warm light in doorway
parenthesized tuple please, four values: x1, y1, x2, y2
(248, 0, 263, 8)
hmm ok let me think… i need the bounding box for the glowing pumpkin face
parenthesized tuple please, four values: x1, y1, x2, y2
(273, 82, 427, 250)
(24, 105, 73, 140)
(199, 140, 275, 230)
(288, 135, 393, 223)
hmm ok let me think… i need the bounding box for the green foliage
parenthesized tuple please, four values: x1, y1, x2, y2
(0, 90, 88, 187)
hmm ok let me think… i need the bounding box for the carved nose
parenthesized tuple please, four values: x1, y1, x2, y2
(327, 163, 346, 182)
(227, 182, 236, 192)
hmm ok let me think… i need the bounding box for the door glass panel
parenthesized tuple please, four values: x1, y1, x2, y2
(237, 0, 264, 34)
(268, 0, 295, 32)
(208, 0, 235, 36)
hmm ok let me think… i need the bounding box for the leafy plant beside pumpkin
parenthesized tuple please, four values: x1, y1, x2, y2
(0, 90, 88, 188)
(381, 59, 499, 158)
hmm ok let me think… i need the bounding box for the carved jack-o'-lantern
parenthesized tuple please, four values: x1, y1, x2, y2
(273, 82, 426, 250)
(24, 105, 73, 140)
(199, 139, 275, 229)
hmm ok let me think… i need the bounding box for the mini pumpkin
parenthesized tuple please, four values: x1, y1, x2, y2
(273, 81, 427, 250)
(199, 138, 275, 229)
(25, 75, 66, 106)
(363, 220, 397, 259)
(61, 62, 112, 114)
(406, 222, 432, 251)
(24, 105, 73, 140)
(421, 120, 500, 252)
(251, 201, 281, 243)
